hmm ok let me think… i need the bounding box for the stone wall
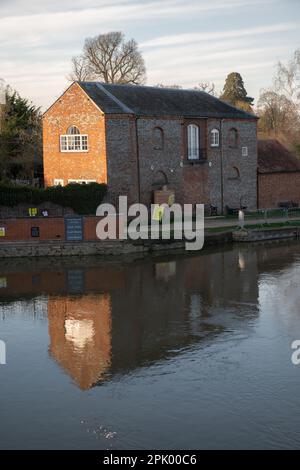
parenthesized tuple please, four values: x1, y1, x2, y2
(207, 119, 257, 212)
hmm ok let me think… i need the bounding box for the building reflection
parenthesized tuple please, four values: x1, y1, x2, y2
(45, 248, 261, 389)
(48, 294, 112, 390)
(2, 242, 298, 390)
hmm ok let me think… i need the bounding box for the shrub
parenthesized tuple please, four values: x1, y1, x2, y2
(0, 182, 107, 214)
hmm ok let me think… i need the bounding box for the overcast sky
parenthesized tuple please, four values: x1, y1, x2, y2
(0, 0, 299, 109)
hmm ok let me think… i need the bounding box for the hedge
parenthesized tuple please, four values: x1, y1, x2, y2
(0, 183, 107, 215)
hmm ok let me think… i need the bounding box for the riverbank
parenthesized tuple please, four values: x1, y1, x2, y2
(1, 224, 300, 258)
(0, 230, 233, 258)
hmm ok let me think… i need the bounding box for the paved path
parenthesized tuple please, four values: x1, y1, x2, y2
(204, 215, 300, 229)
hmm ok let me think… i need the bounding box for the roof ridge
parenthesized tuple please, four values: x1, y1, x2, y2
(95, 83, 134, 114)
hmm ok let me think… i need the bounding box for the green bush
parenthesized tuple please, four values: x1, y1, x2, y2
(0, 183, 107, 215)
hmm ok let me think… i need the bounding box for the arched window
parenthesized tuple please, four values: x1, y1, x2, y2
(210, 128, 220, 147)
(187, 124, 199, 160)
(228, 166, 240, 180)
(153, 127, 164, 150)
(229, 128, 238, 148)
(60, 125, 88, 152)
(152, 170, 169, 188)
(67, 125, 80, 135)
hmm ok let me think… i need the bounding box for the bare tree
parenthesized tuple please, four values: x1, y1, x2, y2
(275, 49, 300, 102)
(70, 31, 146, 84)
(194, 82, 216, 96)
(257, 89, 299, 141)
(70, 56, 93, 82)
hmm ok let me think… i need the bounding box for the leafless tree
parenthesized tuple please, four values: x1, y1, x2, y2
(275, 49, 300, 102)
(257, 89, 299, 141)
(69, 31, 146, 84)
(194, 82, 216, 96)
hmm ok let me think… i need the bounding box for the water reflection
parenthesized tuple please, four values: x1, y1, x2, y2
(1, 242, 300, 449)
(48, 295, 112, 390)
(0, 244, 268, 390)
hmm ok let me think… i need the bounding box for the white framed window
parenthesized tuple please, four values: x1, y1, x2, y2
(53, 179, 64, 186)
(187, 124, 199, 160)
(210, 128, 220, 147)
(60, 125, 88, 152)
(67, 179, 96, 185)
(242, 146, 248, 157)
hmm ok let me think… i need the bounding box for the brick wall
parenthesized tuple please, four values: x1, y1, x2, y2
(43, 82, 107, 187)
(0, 216, 120, 242)
(119, 116, 258, 211)
(258, 172, 300, 208)
(43, 84, 258, 213)
(0, 217, 65, 241)
(207, 119, 257, 212)
(104, 115, 139, 205)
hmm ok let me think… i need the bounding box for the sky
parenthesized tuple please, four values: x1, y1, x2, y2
(0, 0, 299, 110)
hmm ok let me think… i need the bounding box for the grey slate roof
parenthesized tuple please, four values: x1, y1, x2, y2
(78, 82, 256, 120)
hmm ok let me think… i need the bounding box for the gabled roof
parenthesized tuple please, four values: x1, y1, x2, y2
(78, 82, 257, 119)
(258, 139, 300, 173)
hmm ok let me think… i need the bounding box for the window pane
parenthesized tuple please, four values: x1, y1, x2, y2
(211, 129, 219, 147)
(60, 136, 67, 151)
(188, 125, 199, 159)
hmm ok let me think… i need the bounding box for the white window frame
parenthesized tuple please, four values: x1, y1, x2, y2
(67, 179, 96, 185)
(242, 146, 248, 157)
(60, 134, 89, 153)
(210, 128, 220, 147)
(187, 124, 199, 160)
(53, 179, 64, 186)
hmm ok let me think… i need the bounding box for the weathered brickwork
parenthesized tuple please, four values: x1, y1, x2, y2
(258, 172, 300, 208)
(43, 83, 107, 187)
(207, 119, 258, 211)
(104, 116, 139, 205)
(43, 83, 258, 213)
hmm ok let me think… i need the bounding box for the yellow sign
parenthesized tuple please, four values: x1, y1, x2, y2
(152, 204, 165, 221)
(0, 227, 5, 237)
(0, 277, 7, 289)
(168, 194, 175, 206)
(29, 208, 38, 217)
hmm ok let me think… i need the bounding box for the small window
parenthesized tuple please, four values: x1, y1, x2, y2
(229, 128, 238, 148)
(242, 146, 248, 157)
(60, 126, 88, 152)
(67, 179, 96, 185)
(31, 227, 40, 238)
(153, 127, 164, 150)
(187, 124, 199, 160)
(210, 129, 220, 147)
(54, 179, 64, 186)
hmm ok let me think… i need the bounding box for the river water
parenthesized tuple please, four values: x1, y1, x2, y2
(0, 242, 300, 449)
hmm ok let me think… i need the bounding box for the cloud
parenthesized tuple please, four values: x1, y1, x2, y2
(0, 0, 294, 109)
(141, 22, 300, 48)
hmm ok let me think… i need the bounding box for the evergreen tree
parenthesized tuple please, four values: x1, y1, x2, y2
(0, 88, 42, 181)
(220, 72, 254, 108)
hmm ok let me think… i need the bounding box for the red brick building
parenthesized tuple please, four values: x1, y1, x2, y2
(43, 82, 258, 212)
(258, 140, 300, 208)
